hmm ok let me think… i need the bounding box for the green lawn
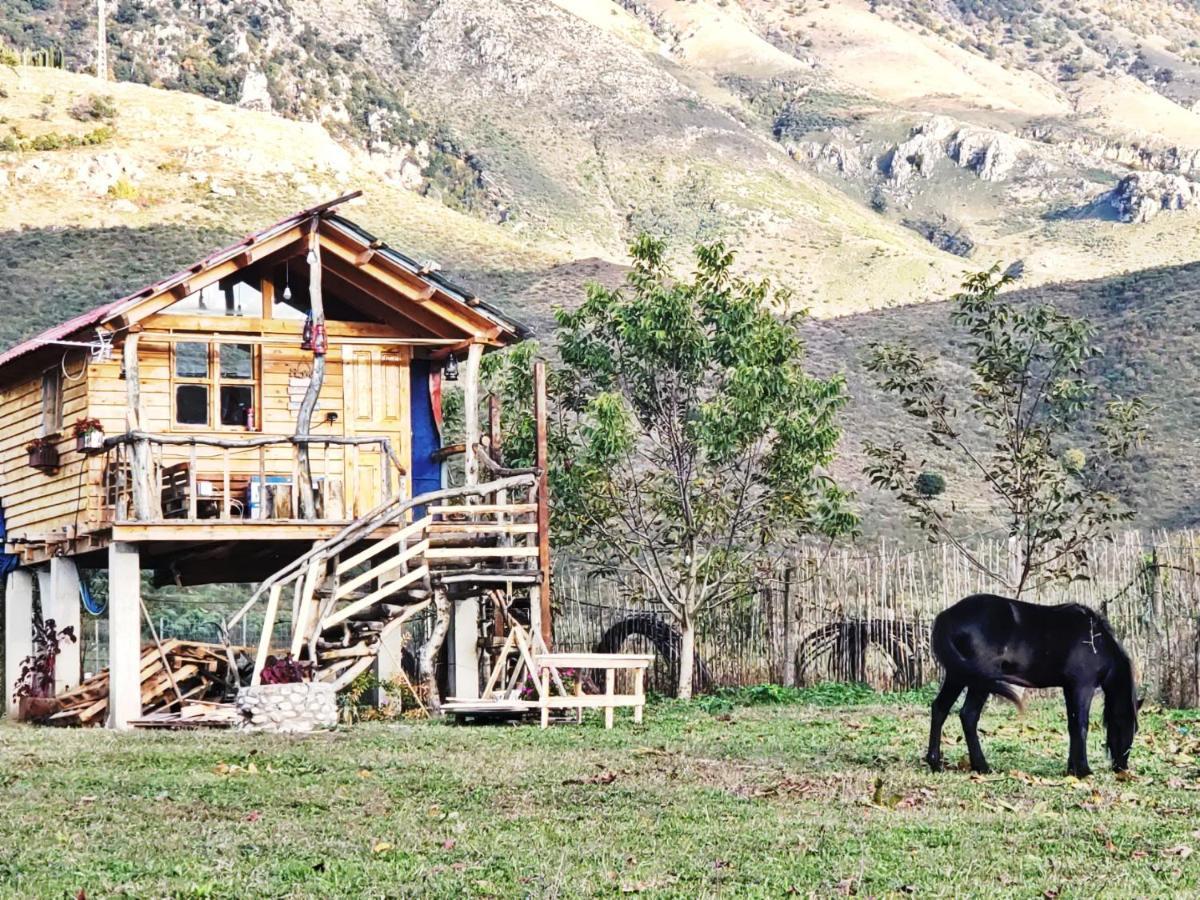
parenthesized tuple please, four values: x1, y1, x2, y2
(2, 687, 1199, 898)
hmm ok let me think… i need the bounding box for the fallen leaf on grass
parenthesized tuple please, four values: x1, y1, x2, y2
(245, 811, 262, 823)
(1011, 771, 1062, 788)
(835, 877, 857, 896)
(563, 771, 618, 786)
(372, 841, 392, 854)
(213, 761, 259, 777)
(442, 839, 457, 851)
(1162, 846, 1193, 860)
(871, 776, 903, 809)
(357, 768, 373, 778)
(1115, 770, 1137, 783)
(754, 777, 818, 798)
(619, 875, 679, 893)
(987, 798, 1018, 813)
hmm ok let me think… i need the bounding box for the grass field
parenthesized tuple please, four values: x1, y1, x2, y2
(2, 685, 1199, 898)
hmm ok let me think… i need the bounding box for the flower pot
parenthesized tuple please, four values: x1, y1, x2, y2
(76, 430, 105, 453)
(16, 695, 60, 723)
(27, 444, 60, 471)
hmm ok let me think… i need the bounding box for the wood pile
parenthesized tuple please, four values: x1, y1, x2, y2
(41, 640, 242, 727)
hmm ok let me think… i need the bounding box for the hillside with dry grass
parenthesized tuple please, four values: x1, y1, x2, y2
(5, 2, 1200, 536)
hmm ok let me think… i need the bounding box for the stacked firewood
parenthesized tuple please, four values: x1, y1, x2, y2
(41, 640, 243, 727)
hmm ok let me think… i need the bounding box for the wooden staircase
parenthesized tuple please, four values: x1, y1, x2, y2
(224, 472, 544, 694)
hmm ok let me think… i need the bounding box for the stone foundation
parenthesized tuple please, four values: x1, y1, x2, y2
(235, 682, 338, 733)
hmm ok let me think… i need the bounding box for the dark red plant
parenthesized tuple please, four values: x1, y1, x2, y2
(14, 618, 77, 699)
(260, 654, 311, 685)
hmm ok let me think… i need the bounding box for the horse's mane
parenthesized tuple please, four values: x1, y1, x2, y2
(1094, 610, 1138, 744)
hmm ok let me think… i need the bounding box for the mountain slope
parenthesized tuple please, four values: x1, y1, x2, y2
(6, 3, 1200, 538)
(4, 0, 971, 315)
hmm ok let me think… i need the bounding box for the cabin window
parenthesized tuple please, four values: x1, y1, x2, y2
(171, 342, 259, 430)
(40, 368, 63, 436)
(218, 344, 254, 427)
(161, 275, 264, 318)
(175, 385, 209, 426)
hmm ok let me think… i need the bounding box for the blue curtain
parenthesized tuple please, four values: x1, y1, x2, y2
(410, 359, 443, 512)
(0, 501, 19, 578)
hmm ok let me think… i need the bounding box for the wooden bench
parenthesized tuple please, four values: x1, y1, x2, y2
(534, 651, 653, 729)
(445, 619, 653, 729)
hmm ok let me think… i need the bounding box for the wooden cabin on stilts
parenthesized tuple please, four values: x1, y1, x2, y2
(0, 192, 569, 729)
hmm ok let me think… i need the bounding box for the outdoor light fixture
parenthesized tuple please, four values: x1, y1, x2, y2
(444, 352, 460, 381)
(282, 262, 293, 302)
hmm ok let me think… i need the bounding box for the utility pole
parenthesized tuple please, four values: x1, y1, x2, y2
(96, 0, 108, 81)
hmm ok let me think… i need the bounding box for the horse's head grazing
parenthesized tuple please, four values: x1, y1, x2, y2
(1103, 661, 1142, 772)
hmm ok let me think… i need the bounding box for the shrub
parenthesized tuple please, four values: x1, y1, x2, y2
(27, 131, 63, 151)
(108, 177, 138, 200)
(1, 125, 114, 153)
(915, 471, 946, 497)
(70, 94, 119, 123)
(1061, 447, 1086, 473)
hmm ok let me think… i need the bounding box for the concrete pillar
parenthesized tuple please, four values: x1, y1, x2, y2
(107, 542, 141, 730)
(3, 568, 35, 717)
(376, 624, 408, 708)
(47, 557, 82, 693)
(452, 597, 480, 700)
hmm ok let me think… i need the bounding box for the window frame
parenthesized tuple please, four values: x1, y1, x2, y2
(40, 366, 64, 437)
(169, 340, 261, 432)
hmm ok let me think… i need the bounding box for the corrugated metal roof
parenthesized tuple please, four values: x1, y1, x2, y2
(323, 215, 533, 340)
(0, 192, 532, 372)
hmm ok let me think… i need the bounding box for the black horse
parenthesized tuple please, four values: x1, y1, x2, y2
(926, 593, 1140, 777)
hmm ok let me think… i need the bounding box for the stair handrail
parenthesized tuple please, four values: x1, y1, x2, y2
(223, 473, 538, 634)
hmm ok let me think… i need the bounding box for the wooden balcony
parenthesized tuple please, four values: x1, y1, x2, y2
(100, 431, 407, 531)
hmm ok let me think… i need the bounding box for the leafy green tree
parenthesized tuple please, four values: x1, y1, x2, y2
(864, 266, 1149, 595)
(542, 236, 856, 697)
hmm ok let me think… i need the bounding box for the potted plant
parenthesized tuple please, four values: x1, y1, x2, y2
(13, 618, 76, 722)
(25, 436, 60, 471)
(73, 417, 105, 453)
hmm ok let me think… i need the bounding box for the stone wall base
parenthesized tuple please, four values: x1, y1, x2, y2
(235, 682, 338, 733)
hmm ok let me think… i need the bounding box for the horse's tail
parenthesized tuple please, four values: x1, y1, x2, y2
(987, 681, 1026, 712)
(931, 609, 1026, 712)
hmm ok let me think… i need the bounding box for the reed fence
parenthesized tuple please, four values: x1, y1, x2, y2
(555, 531, 1200, 706)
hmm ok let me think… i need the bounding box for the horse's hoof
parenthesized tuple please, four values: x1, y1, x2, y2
(1067, 766, 1093, 778)
(972, 764, 991, 775)
(925, 755, 943, 773)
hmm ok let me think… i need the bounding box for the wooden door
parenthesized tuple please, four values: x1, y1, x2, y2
(342, 347, 410, 517)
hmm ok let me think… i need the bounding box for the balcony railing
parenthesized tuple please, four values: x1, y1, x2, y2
(101, 431, 407, 524)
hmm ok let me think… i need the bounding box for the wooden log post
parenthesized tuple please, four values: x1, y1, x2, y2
(420, 586, 452, 715)
(47, 557, 82, 693)
(448, 342, 484, 699)
(531, 359, 553, 649)
(462, 343, 484, 487)
(295, 220, 326, 520)
(124, 334, 159, 521)
(3, 568, 35, 717)
(107, 541, 142, 730)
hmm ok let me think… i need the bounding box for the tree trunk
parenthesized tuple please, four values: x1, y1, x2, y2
(677, 614, 696, 700)
(420, 587, 451, 716)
